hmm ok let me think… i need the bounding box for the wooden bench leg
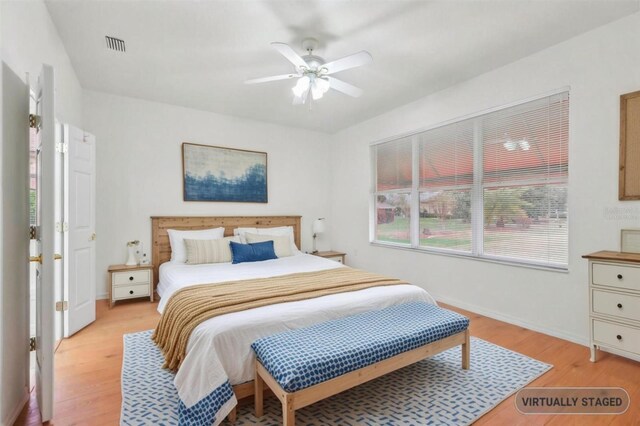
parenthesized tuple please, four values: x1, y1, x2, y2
(227, 407, 237, 423)
(255, 363, 264, 418)
(462, 330, 470, 370)
(283, 394, 295, 426)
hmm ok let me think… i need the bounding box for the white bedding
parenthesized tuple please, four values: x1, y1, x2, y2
(157, 252, 343, 310)
(158, 253, 437, 409)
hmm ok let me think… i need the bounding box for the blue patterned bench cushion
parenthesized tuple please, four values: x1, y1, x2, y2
(251, 302, 469, 393)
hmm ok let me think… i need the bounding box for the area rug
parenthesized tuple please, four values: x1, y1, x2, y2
(122, 330, 551, 425)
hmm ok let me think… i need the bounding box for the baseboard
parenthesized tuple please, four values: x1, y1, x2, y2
(96, 292, 108, 300)
(433, 293, 588, 347)
(3, 387, 29, 426)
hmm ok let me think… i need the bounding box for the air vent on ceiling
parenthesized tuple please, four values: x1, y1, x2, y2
(105, 36, 126, 52)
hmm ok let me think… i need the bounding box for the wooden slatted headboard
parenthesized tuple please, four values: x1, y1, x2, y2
(151, 216, 302, 289)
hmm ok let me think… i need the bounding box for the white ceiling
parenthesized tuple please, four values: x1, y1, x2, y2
(45, 0, 638, 133)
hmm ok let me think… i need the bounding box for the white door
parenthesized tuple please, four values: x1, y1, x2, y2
(33, 65, 57, 422)
(64, 125, 96, 336)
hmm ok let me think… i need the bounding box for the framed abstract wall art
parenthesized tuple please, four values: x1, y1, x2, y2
(182, 143, 268, 203)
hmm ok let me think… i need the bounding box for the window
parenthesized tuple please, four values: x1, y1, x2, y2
(373, 137, 412, 245)
(371, 91, 569, 269)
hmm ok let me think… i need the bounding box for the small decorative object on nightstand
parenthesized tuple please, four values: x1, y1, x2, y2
(313, 250, 346, 264)
(126, 240, 141, 266)
(108, 264, 154, 308)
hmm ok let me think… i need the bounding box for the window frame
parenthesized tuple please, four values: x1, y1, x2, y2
(370, 88, 570, 271)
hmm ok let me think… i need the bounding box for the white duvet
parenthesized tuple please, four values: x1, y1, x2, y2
(158, 253, 436, 409)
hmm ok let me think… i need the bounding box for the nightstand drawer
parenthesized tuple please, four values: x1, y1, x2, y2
(113, 269, 150, 286)
(592, 290, 640, 322)
(113, 284, 150, 300)
(593, 319, 640, 354)
(327, 256, 343, 263)
(592, 263, 640, 291)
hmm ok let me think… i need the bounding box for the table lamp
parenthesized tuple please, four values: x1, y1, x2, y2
(312, 218, 325, 253)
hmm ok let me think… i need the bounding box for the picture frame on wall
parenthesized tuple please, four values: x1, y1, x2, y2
(182, 142, 268, 203)
(620, 229, 640, 253)
(619, 90, 640, 200)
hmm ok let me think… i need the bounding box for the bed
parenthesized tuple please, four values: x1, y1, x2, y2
(151, 215, 437, 425)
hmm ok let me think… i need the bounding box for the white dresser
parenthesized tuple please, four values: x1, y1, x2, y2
(584, 251, 640, 362)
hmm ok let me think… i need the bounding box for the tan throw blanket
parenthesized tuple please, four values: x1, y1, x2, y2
(152, 267, 408, 371)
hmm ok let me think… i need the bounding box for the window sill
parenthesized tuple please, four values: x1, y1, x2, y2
(369, 241, 569, 273)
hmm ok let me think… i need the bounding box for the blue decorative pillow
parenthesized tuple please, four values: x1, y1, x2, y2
(230, 240, 277, 264)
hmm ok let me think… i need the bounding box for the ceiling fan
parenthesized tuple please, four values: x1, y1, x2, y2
(245, 38, 372, 105)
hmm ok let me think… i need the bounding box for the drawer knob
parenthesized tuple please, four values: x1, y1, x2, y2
(617, 274, 623, 280)
(129, 276, 134, 281)
(616, 334, 622, 341)
(617, 303, 623, 309)
(129, 290, 134, 295)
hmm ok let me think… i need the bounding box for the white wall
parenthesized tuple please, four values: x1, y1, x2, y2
(83, 91, 332, 298)
(0, 1, 83, 423)
(330, 12, 640, 345)
(1, 0, 83, 126)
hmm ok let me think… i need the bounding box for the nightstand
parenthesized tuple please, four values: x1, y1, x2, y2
(108, 264, 154, 308)
(313, 251, 346, 264)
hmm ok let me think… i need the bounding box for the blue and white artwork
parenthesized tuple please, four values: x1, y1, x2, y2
(182, 143, 267, 203)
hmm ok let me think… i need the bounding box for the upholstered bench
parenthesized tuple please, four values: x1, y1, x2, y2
(251, 302, 470, 426)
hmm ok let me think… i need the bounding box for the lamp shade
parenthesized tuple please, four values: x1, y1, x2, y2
(313, 218, 326, 234)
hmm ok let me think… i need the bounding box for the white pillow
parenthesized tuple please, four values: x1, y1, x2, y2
(234, 226, 298, 252)
(167, 227, 225, 263)
(244, 233, 293, 258)
(233, 227, 258, 244)
(256, 226, 298, 253)
(184, 236, 240, 264)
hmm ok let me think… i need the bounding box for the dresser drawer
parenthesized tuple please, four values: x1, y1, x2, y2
(113, 284, 150, 300)
(592, 319, 640, 355)
(592, 263, 640, 292)
(592, 290, 640, 322)
(113, 269, 150, 286)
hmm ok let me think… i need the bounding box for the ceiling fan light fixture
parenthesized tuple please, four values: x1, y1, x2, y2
(311, 84, 324, 100)
(293, 94, 306, 105)
(315, 77, 330, 93)
(292, 76, 310, 97)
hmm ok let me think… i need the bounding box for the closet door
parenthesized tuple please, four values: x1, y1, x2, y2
(32, 64, 57, 423)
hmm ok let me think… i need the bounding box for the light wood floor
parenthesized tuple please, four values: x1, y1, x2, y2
(16, 300, 640, 425)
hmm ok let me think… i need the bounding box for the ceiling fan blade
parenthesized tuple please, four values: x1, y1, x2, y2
(271, 42, 309, 71)
(327, 77, 363, 98)
(245, 74, 298, 84)
(322, 51, 372, 75)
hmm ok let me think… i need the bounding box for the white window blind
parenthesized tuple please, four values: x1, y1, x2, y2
(418, 122, 474, 252)
(375, 137, 412, 191)
(374, 138, 413, 245)
(371, 90, 569, 269)
(481, 92, 569, 266)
